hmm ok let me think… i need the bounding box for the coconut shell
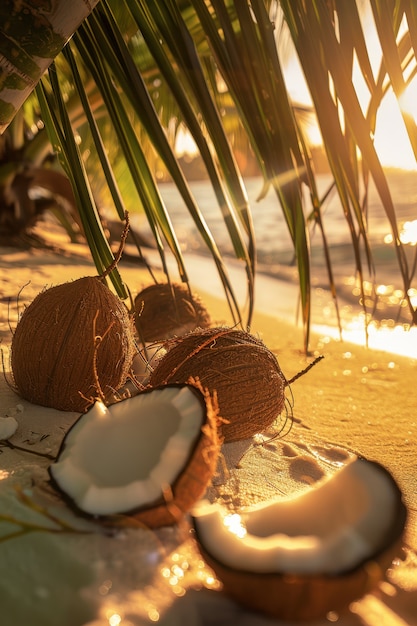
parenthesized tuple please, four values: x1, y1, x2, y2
(134, 282, 211, 342)
(193, 460, 407, 620)
(149, 327, 287, 442)
(11, 276, 136, 412)
(125, 382, 221, 528)
(195, 531, 405, 620)
(49, 381, 222, 529)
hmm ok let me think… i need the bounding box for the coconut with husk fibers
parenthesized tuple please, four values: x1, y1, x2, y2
(149, 326, 289, 443)
(49, 381, 222, 528)
(192, 457, 407, 620)
(134, 281, 212, 342)
(11, 275, 136, 412)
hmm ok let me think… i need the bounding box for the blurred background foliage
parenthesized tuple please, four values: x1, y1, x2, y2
(1, 0, 417, 350)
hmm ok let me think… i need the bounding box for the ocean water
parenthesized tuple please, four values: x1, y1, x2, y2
(135, 170, 417, 357)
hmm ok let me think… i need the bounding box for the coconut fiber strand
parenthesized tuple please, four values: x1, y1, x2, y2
(150, 327, 287, 442)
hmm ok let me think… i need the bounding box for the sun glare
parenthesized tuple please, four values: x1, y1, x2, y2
(175, 126, 198, 157)
(224, 513, 247, 538)
(373, 92, 417, 171)
(108, 614, 122, 626)
(282, 9, 417, 172)
(384, 220, 417, 246)
(174, 13, 417, 171)
(398, 73, 417, 123)
(400, 220, 417, 245)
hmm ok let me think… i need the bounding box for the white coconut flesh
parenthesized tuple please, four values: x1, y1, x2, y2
(192, 458, 402, 575)
(50, 386, 204, 515)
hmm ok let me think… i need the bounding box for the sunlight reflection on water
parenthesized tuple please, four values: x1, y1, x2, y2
(313, 319, 417, 359)
(137, 172, 417, 360)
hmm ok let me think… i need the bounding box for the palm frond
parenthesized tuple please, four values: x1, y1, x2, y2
(4, 0, 417, 350)
(36, 70, 128, 298)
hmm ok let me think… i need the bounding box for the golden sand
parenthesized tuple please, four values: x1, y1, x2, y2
(1, 240, 416, 625)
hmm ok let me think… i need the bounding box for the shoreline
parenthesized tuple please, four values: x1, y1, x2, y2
(142, 246, 417, 360)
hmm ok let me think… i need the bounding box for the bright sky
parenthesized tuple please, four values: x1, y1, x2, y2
(284, 9, 417, 171)
(374, 92, 417, 170)
(176, 7, 417, 171)
(285, 61, 417, 171)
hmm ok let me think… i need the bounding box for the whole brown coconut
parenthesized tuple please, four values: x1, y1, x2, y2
(134, 282, 211, 342)
(11, 276, 136, 412)
(149, 327, 287, 442)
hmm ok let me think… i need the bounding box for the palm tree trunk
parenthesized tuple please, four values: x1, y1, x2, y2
(0, 0, 100, 134)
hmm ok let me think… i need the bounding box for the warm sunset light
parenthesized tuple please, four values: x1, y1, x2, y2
(313, 317, 417, 359)
(399, 219, 417, 245)
(224, 513, 247, 539)
(398, 76, 417, 124)
(175, 126, 198, 156)
(374, 91, 417, 170)
(384, 219, 417, 246)
(286, 71, 417, 171)
(2, 5, 417, 626)
(283, 10, 417, 172)
(174, 9, 417, 173)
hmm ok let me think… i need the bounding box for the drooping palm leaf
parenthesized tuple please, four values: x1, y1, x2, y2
(72, 27, 185, 286)
(3, 0, 417, 350)
(189, 0, 312, 346)
(76, 1, 249, 325)
(116, 0, 255, 323)
(280, 0, 416, 325)
(36, 71, 128, 298)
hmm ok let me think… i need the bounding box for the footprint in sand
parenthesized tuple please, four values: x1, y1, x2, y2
(281, 443, 299, 458)
(289, 455, 325, 485)
(309, 444, 352, 467)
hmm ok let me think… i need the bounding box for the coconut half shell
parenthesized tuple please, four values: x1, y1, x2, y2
(11, 276, 136, 412)
(149, 327, 287, 442)
(192, 458, 407, 620)
(135, 282, 211, 342)
(49, 383, 221, 528)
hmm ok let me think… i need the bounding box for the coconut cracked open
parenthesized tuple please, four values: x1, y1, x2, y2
(8, 274, 408, 622)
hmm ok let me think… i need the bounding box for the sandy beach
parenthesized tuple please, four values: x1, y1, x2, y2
(1, 236, 416, 626)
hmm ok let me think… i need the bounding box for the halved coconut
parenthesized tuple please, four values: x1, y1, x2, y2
(49, 384, 221, 528)
(192, 458, 407, 620)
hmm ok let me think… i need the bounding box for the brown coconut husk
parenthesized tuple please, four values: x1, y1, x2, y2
(195, 526, 405, 621)
(149, 327, 287, 443)
(11, 276, 136, 412)
(134, 282, 212, 342)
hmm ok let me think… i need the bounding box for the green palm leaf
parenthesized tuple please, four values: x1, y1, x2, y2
(36, 71, 128, 298)
(3, 0, 417, 349)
